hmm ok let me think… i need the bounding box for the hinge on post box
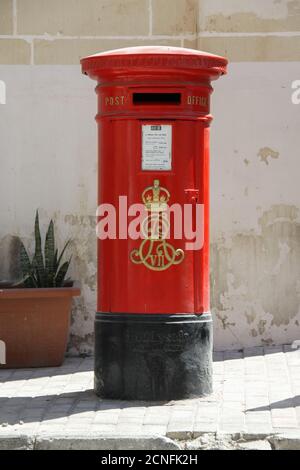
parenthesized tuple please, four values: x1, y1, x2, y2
(184, 189, 199, 204)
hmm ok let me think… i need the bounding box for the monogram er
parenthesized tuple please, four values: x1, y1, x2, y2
(130, 179, 184, 271)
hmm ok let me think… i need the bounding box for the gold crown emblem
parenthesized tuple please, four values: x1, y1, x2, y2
(142, 179, 170, 212)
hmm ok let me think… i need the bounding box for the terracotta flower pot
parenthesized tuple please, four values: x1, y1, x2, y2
(0, 285, 80, 368)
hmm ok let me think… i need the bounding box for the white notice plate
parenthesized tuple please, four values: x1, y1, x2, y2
(142, 124, 172, 171)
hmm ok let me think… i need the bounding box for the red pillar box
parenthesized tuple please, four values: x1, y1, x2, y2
(81, 47, 227, 400)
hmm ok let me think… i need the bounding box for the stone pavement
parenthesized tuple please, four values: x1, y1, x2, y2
(0, 345, 299, 450)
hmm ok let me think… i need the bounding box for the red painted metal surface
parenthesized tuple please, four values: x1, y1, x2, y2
(81, 46, 227, 315)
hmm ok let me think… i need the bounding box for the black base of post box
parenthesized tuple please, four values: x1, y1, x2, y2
(94, 312, 212, 401)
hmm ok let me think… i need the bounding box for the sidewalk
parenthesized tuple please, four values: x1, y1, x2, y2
(0, 345, 299, 450)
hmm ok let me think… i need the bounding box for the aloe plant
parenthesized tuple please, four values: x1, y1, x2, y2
(19, 211, 72, 288)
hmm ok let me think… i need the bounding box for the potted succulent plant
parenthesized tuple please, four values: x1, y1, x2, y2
(0, 211, 80, 368)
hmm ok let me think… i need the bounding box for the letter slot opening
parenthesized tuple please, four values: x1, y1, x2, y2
(133, 92, 181, 105)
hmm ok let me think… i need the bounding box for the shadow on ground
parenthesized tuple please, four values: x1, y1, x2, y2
(247, 396, 300, 413)
(0, 389, 170, 426)
(0, 357, 93, 381)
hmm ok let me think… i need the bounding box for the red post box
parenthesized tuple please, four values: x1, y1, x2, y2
(81, 46, 227, 400)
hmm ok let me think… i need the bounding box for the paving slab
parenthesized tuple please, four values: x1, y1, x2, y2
(0, 347, 299, 450)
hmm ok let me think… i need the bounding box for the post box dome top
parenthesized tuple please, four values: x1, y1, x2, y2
(81, 46, 227, 82)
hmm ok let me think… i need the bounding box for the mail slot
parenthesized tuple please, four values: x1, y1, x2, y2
(133, 92, 181, 105)
(81, 46, 228, 400)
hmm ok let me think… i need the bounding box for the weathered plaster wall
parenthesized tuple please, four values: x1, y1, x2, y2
(0, 66, 97, 354)
(0, 1, 300, 352)
(211, 62, 300, 349)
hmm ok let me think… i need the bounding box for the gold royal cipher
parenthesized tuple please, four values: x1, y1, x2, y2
(130, 179, 184, 271)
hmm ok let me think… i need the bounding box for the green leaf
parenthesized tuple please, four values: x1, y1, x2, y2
(20, 241, 32, 275)
(34, 210, 46, 286)
(55, 239, 71, 276)
(19, 211, 73, 289)
(53, 248, 58, 269)
(25, 279, 35, 288)
(45, 220, 55, 287)
(23, 274, 38, 288)
(19, 242, 38, 287)
(54, 257, 71, 287)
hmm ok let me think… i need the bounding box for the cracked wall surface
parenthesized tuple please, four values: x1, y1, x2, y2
(0, 2, 300, 351)
(211, 61, 300, 349)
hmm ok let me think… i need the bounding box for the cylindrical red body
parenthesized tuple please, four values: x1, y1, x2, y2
(81, 46, 227, 317)
(81, 47, 227, 400)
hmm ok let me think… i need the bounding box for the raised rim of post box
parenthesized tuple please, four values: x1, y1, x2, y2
(80, 46, 228, 82)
